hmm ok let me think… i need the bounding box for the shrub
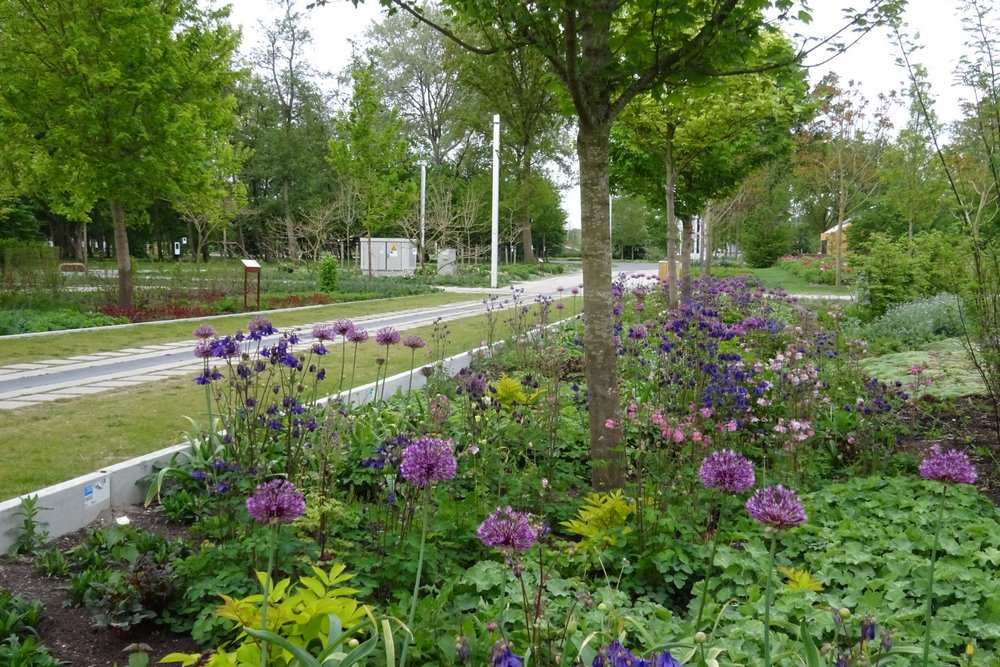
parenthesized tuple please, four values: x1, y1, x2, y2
(0, 308, 128, 335)
(859, 293, 962, 352)
(317, 255, 339, 293)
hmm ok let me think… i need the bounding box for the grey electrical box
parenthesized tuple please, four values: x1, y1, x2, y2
(437, 248, 457, 277)
(359, 237, 417, 276)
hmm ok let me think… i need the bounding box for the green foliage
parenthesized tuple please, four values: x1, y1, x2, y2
(8, 496, 49, 558)
(701, 476, 1000, 663)
(318, 255, 339, 293)
(161, 563, 371, 667)
(0, 591, 59, 667)
(0, 308, 128, 335)
(741, 216, 793, 268)
(857, 294, 963, 353)
(854, 231, 965, 317)
(561, 491, 635, 550)
(0, 240, 60, 290)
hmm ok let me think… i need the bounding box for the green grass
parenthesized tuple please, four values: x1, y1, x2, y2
(0, 292, 477, 366)
(0, 301, 577, 500)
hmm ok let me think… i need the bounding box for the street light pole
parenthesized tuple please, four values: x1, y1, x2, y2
(418, 160, 426, 265)
(490, 114, 500, 289)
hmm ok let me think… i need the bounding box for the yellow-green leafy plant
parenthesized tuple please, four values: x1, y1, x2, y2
(161, 563, 369, 667)
(493, 374, 544, 410)
(561, 490, 636, 552)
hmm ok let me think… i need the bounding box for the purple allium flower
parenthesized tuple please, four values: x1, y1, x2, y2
(403, 334, 426, 349)
(746, 485, 807, 529)
(311, 324, 335, 341)
(918, 445, 977, 485)
(193, 323, 216, 339)
(347, 327, 369, 344)
(246, 479, 305, 524)
(477, 507, 537, 553)
(399, 437, 457, 487)
(193, 340, 213, 359)
(375, 326, 401, 346)
(627, 325, 648, 341)
(331, 319, 354, 336)
(699, 449, 755, 494)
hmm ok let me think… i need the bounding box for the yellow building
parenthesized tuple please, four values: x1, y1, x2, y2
(820, 221, 851, 256)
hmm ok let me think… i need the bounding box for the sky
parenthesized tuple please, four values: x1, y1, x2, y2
(226, 1, 974, 229)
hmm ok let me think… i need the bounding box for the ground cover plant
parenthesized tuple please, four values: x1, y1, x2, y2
(4, 274, 998, 666)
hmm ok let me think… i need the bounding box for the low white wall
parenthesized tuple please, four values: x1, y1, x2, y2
(0, 345, 488, 555)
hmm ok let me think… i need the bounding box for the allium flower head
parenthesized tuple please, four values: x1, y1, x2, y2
(375, 326, 401, 346)
(246, 479, 305, 524)
(311, 324, 335, 341)
(699, 449, 755, 494)
(193, 323, 216, 339)
(746, 484, 807, 529)
(919, 444, 977, 485)
(399, 437, 457, 487)
(477, 507, 537, 553)
(331, 319, 354, 336)
(403, 334, 426, 349)
(347, 327, 369, 344)
(193, 340, 213, 359)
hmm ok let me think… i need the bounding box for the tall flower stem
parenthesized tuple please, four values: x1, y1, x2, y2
(380, 347, 391, 402)
(259, 527, 276, 667)
(338, 336, 347, 394)
(399, 489, 431, 667)
(694, 499, 726, 630)
(921, 488, 947, 666)
(762, 531, 778, 666)
(407, 348, 416, 395)
(347, 343, 359, 406)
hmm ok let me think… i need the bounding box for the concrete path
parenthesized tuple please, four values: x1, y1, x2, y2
(0, 271, 589, 411)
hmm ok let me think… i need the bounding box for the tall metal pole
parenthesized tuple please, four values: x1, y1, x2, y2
(490, 114, 500, 289)
(419, 160, 426, 261)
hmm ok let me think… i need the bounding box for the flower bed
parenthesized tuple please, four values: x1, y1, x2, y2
(777, 254, 854, 285)
(6, 276, 997, 666)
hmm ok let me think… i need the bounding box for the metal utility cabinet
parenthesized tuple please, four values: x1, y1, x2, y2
(359, 237, 417, 277)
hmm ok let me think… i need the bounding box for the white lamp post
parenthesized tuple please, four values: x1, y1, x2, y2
(418, 160, 426, 264)
(490, 114, 500, 289)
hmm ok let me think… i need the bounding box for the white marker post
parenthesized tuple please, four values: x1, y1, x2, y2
(490, 114, 500, 289)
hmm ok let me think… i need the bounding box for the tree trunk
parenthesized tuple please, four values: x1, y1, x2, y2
(76, 221, 87, 262)
(111, 200, 133, 309)
(578, 122, 622, 491)
(681, 217, 693, 300)
(663, 124, 678, 307)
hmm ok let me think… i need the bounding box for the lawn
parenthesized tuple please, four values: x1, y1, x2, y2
(0, 292, 476, 366)
(0, 300, 573, 500)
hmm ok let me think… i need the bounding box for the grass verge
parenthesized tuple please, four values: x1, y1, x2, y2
(0, 292, 478, 366)
(0, 302, 576, 500)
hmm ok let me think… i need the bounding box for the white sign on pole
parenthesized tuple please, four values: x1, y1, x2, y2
(490, 114, 500, 289)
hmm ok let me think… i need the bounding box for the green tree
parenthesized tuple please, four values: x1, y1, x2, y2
(332, 0, 904, 488)
(611, 195, 652, 259)
(328, 67, 417, 276)
(0, 0, 241, 308)
(611, 36, 809, 300)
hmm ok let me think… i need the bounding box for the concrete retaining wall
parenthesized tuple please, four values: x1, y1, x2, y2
(0, 345, 490, 555)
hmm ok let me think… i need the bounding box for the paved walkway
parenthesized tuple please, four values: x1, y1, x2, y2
(0, 270, 589, 411)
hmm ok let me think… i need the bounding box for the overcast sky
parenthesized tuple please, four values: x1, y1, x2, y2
(226, 0, 974, 229)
